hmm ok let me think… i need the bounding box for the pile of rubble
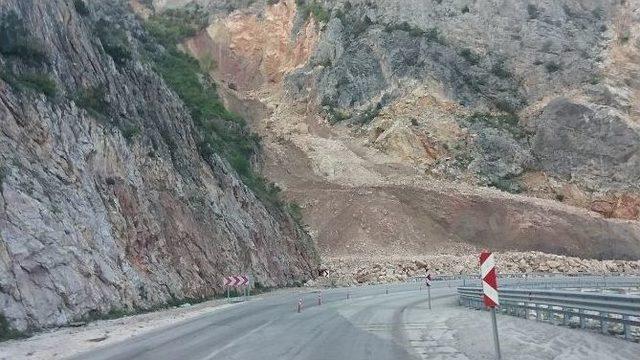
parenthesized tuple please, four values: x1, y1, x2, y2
(307, 252, 640, 287)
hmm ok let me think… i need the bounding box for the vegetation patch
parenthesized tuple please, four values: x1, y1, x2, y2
(73, 0, 90, 16)
(287, 202, 304, 224)
(527, 4, 539, 19)
(491, 60, 511, 79)
(384, 22, 445, 44)
(297, 0, 330, 24)
(144, 6, 208, 48)
(95, 19, 132, 65)
(545, 61, 561, 73)
(489, 177, 523, 194)
(355, 105, 381, 124)
(74, 86, 109, 119)
(466, 112, 526, 139)
(0, 313, 27, 341)
(385, 21, 427, 38)
(0, 163, 7, 192)
(0, 11, 48, 64)
(120, 124, 141, 141)
(1, 71, 57, 97)
(144, 9, 282, 206)
(324, 106, 351, 124)
(620, 31, 630, 44)
(459, 48, 481, 65)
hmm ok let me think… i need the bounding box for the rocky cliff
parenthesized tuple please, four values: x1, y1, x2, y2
(168, 0, 640, 260)
(0, 0, 318, 333)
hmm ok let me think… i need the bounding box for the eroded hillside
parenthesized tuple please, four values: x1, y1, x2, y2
(159, 0, 640, 260)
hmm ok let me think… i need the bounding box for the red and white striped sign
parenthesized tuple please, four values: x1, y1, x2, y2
(480, 250, 499, 308)
(425, 273, 432, 287)
(223, 275, 249, 287)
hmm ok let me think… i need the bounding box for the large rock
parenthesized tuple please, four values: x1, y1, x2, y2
(532, 98, 640, 191)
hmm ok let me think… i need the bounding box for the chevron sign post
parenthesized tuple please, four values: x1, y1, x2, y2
(480, 250, 501, 360)
(223, 275, 250, 300)
(223, 275, 249, 287)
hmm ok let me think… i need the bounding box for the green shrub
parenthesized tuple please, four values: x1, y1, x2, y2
(591, 6, 604, 20)
(0, 313, 26, 341)
(16, 73, 57, 96)
(620, 31, 630, 43)
(527, 4, 539, 19)
(0, 11, 48, 64)
(425, 27, 445, 44)
(385, 21, 425, 37)
(355, 105, 380, 124)
(545, 61, 561, 73)
(96, 19, 131, 65)
(74, 0, 90, 16)
(467, 112, 526, 138)
(75, 86, 109, 118)
(489, 178, 523, 194)
(0, 164, 7, 192)
(461, 6, 470, 14)
(325, 106, 350, 123)
(468, 112, 518, 128)
(491, 60, 511, 79)
(459, 48, 480, 65)
(298, 1, 330, 24)
(120, 124, 141, 140)
(267, 0, 280, 5)
(287, 202, 304, 223)
(145, 7, 208, 48)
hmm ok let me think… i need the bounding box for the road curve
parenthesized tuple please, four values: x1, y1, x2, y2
(69, 284, 454, 360)
(69, 280, 640, 360)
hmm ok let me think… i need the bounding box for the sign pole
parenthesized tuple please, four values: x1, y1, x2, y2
(426, 273, 432, 309)
(480, 250, 501, 360)
(490, 307, 501, 359)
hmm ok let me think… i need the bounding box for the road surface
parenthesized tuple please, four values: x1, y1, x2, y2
(68, 281, 640, 360)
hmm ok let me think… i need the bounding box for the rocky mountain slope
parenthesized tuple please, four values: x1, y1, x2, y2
(0, 0, 318, 334)
(168, 0, 640, 259)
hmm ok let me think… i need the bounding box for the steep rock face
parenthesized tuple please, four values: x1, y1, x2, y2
(0, 0, 317, 332)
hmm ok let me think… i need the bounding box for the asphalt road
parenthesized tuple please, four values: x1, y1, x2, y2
(69, 279, 640, 360)
(69, 282, 457, 360)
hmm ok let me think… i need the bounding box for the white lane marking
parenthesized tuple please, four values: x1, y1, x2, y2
(199, 320, 273, 360)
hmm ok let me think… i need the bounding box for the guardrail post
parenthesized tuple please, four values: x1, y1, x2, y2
(563, 308, 569, 326)
(579, 309, 585, 329)
(623, 315, 630, 340)
(546, 307, 551, 323)
(601, 312, 608, 334)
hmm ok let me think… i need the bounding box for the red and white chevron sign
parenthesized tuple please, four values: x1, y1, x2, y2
(223, 275, 249, 287)
(480, 250, 499, 308)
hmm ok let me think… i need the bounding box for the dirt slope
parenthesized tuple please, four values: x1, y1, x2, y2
(178, 0, 640, 260)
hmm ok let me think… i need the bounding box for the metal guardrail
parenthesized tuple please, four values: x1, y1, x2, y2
(414, 274, 640, 289)
(457, 286, 640, 341)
